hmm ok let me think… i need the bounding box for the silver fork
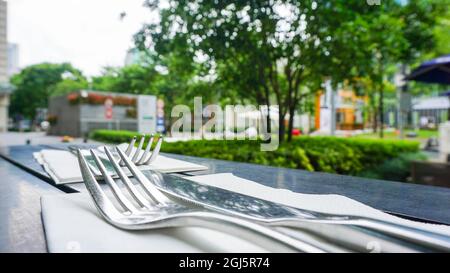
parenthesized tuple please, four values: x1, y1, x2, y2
(77, 147, 327, 253)
(119, 134, 163, 166)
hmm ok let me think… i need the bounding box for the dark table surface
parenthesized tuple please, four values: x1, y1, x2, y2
(1, 143, 450, 252)
(0, 153, 62, 252)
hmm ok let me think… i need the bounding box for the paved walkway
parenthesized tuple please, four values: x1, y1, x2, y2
(0, 132, 103, 146)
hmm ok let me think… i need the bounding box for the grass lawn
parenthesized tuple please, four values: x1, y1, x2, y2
(353, 129, 438, 141)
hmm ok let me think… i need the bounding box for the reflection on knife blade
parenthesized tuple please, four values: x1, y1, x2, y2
(141, 171, 450, 253)
(144, 171, 346, 221)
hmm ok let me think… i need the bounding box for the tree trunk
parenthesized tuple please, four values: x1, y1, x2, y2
(267, 61, 284, 143)
(278, 112, 285, 143)
(259, 88, 272, 143)
(372, 108, 378, 133)
(369, 92, 378, 133)
(278, 98, 286, 143)
(286, 67, 303, 142)
(379, 84, 384, 138)
(264, 107, 272, 142)
(264, 86, 271, 135)
(287, 105, 295, 142)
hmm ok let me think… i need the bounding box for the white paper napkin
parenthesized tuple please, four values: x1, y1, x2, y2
(190, 173, 450, 236)
(34, 148, 208, 184)
(41, 173, 450, 253)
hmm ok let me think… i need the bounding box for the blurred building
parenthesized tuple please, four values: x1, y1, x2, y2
(0, 86, 10, 132)
(7, 43, 19, 76)
(315, 89, 366, 132)
(412, 95, 450, 129)
(0, 0, 6, 81)
(48, 90, 158, 137)
(124, 48, 146, 66)
(0, 0, 9, 132)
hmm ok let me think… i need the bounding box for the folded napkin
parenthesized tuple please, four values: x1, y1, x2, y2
(41, 173, 450, 253)
(34, 148, 208, 184)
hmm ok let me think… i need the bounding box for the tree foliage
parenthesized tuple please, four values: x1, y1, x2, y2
(136, 0, 329, 141)
(9, 63, 85, 119)
(91, 64, 159, 94)
(135, 0, 448, 140)
(49, 78, 89, 97)
(287, 0, 447, 137)
(9, 0, 449, 136)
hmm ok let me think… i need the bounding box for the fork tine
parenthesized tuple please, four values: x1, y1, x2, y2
(102, 147, 154, 209)
(137, 134, 154, 165)
(119, 136, 137, 166)
(131, 134, 146, 163)
(116, 146, 169, 205)
(90, 149, 138, 213)
(125, 136, 137, 156)
(143, 136, 163, 165)
(76, 149, 123, 219)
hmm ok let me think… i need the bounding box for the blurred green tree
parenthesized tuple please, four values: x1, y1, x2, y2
(49, 78, 89, 97)
(135, 0, 448, 140)
(310, 0, 448, 137)
(91, 64, 159, 95)
(9, 62, 85, 119)
(135, 0, 325, 142)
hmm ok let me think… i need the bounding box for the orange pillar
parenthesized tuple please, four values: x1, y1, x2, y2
(315, 91, 322, 130)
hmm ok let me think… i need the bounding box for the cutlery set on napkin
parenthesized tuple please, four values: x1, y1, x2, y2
(33, 140, 207, 184)
(35, 136, 450, 252)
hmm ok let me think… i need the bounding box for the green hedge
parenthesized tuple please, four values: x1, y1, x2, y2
(90, 129, 420, 176)
(91, 130, 138, 143)
(359, 152, 427, 182)
(291, 137, 420, 174)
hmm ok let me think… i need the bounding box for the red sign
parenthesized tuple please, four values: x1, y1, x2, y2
(104, 98, 113, 119)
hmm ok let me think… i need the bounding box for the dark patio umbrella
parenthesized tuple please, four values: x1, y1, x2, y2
(405, 54, 450, 85)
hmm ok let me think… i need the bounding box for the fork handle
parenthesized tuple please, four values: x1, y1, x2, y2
(161, 211, 327, 253)
(271, 217, 450, 252)
(349, 218, 450, 252)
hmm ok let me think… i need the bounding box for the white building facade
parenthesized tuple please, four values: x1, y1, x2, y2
(7, 43, 19, 76)
(0, 0, 10, 132)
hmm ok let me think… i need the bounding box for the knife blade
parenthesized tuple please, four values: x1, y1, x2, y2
(143, 170, 321, 221)
(141, 171, 450, 252)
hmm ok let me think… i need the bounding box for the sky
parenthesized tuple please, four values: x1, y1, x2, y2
(7, 0, 159, 76)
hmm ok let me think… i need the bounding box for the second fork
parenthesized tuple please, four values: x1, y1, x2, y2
(120, 134, 163, 166)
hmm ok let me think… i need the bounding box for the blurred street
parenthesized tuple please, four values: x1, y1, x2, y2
(0, 132, 102, 146)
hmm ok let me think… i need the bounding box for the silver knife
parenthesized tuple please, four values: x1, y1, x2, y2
(143, 170, 450, 253)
